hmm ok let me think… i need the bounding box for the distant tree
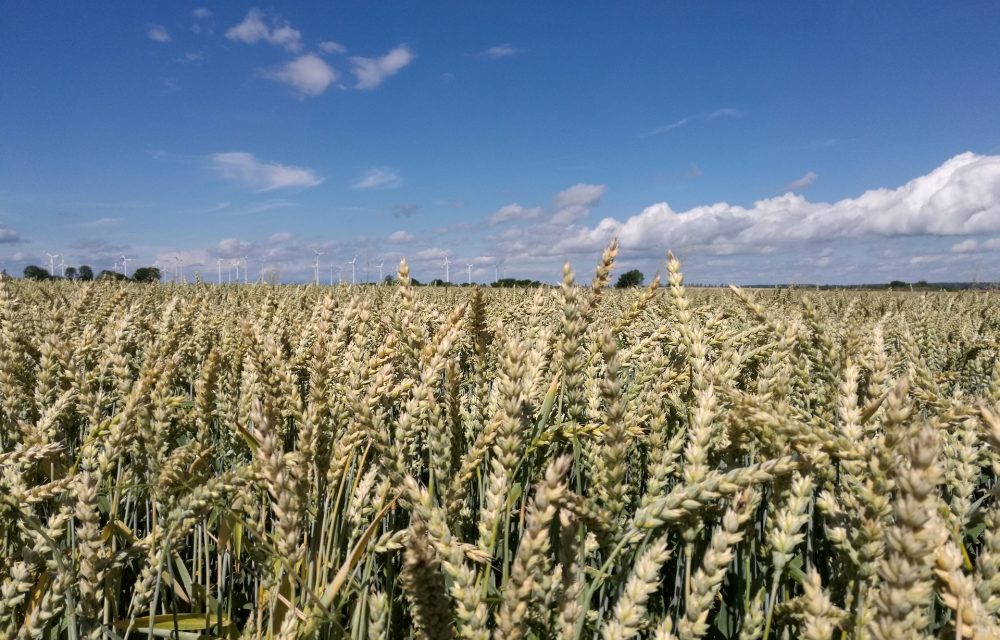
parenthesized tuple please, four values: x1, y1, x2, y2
(615, 269, 644, 288)
(430, 279, 447, 287)
(23, 265, 50, 281)
(132, 267, 161, 283)
(98, 270, 128, 281)
(410, 278, 422, 286)
(64, 266, 78, 280)
(493, 278, 542, 288)
(78, 265, 94, 281)
(383, 275, 396, 285)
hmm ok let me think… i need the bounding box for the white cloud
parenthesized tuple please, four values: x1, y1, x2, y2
(489, 204, 542, 225)
(417, 248, 449, 260)
(554, 183, 606, 209)
(786, 171, 818, 191)
(545, 152, 1000, 257)
(648, 108, 744, 135)
(192, 8, 213, 19)
(211, 152, 324, 191)
(147, 25, 171, 43)
(951, 239, 979, 253)
(269, 232, 294, 243)
(350, 45, 414, 90)
(263, 54, 337, 96)
(388, 230, 415, 244)
(319, 40, 347, 54)
(352, 167, 401, 190)
(226, 9, 302, 52)
(479, 44, 523, 59)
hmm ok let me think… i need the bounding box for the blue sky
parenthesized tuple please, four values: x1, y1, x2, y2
(2, 1, 1000, 284)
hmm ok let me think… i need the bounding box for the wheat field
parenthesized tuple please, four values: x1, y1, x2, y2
(1, 242, 999, 640)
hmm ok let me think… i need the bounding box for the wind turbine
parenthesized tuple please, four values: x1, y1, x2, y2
(45, 252, 60, 276)
(443, 256, 450, 284)
(120, 255, 133, 278)
(467, 263, 473, 285)
(58, 257, 66, 278)
(494, 263, 500, 283)
(329, 264, 334, 286)
(347, 256, 357, 285)
(217, 258, 223, 285)
(338, 265, 344, 284)
(312, 249, 324, 285)
(173, 255, 182, 283)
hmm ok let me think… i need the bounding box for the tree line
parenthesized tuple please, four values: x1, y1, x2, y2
(20, 264, 161, 283)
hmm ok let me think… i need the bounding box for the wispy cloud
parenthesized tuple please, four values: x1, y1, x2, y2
(211, 152, 323, 191)
(192, 8, 213, 19)
(392, 203, 419, 218)
(147, 24, 171, 43)
(786, 171, 818, 191)
(350, 45, 414, 90)
(0, 225, 20, 243)
(226, 8, 302, 52)
(488, 204, 542, 225)
(648, 108, 744, 135)
(353, 167, 401, 190)
(553, 183, 606, 209)
(479, 43, 523, 59)
(387, 230, 415, 244)
(262, 54, 337, 96)
(173, 51, 204, 64)
(319, 40, 346, 54)
(78, 217, 122, 228)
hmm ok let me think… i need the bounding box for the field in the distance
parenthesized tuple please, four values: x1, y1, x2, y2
(1, 244, 999, 640)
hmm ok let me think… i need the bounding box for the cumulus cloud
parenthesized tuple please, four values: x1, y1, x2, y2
(387, 230, 415, 244)
(211, 152, 324, 191)
(226, 9, 302, 52)
(648, 108, 744, 135)
(353, 167, 401, 190)
(262, 54, 337, 96)
(319, 40, 347, 54)
(479, 44, 523, 59)
(147, 25, 171, 43)
(489, 204, 542, 225)
(350, 45, 414, 90)
(545, 152, 1000, 257)
(786, 171, 818, 191)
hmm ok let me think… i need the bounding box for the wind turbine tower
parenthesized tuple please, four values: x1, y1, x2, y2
(444, 256, 450, 283)
(120, 255, 133, 278)
(243, 256, 249, 285)
(376, 261, 384, 283)
(312, 249, 325, 285)
(348, 256, 357, 285)
(467, 263, 473, 285)
(45, 252, 60, 276)
(217, 258, 223, 285)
